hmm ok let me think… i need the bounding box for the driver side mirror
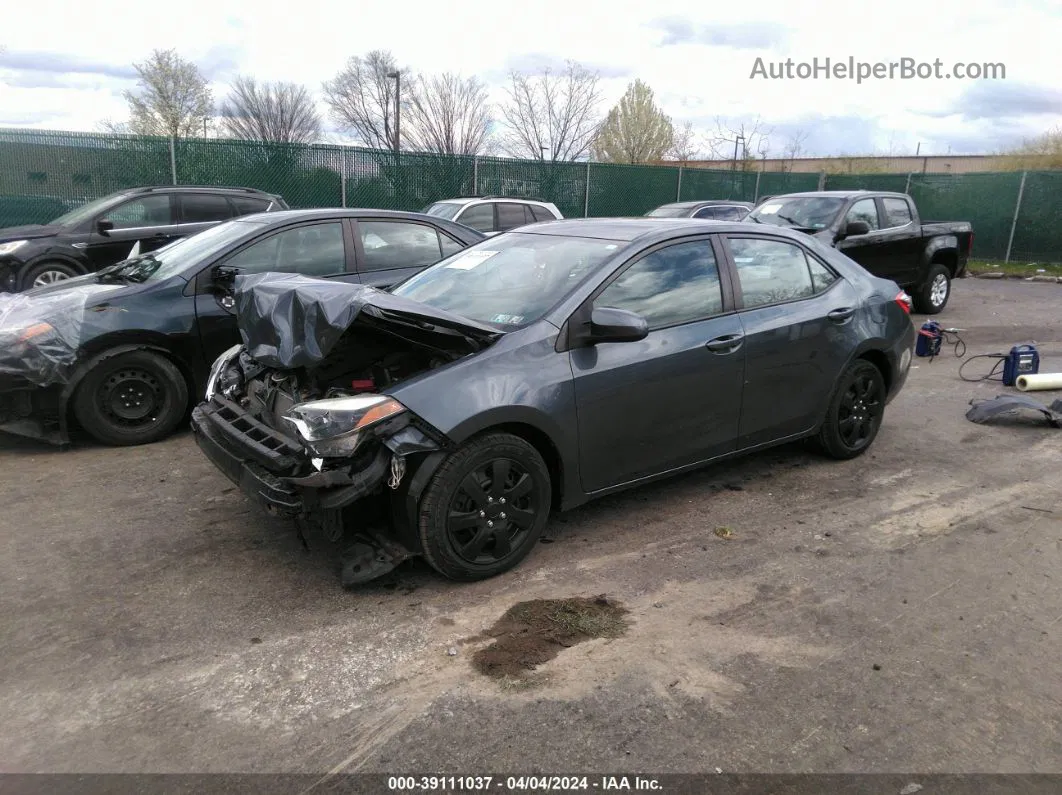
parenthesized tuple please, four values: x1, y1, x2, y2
(842, 220, 871, 238)
(96, 218, 114, 236)
(211, 265, 242, 288)
(586, 307, 649, 344)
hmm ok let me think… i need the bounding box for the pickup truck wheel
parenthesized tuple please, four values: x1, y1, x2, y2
(913, 264, 951, 314)
(418, 432, 551, 581)
(816, 359, 886, 460)
(72, 350, 189, 446)
(22, 261, 80, 290)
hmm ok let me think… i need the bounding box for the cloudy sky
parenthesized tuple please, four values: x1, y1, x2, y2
(1, 0, 1060, 157)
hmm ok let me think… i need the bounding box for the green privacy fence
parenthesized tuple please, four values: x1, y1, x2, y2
(0, 128, 1059, 262)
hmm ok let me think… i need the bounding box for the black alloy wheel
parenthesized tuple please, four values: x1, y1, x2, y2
(419, 433, 551, 580)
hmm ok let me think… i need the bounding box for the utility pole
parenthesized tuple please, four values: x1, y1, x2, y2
(387, 70, 401, 153)
(732, 135, 744, 171)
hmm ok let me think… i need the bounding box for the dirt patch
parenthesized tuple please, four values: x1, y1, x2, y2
(471, 595, 629, 680)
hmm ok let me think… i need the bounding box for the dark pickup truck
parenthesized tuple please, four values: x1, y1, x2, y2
(746, 190, 973, 313)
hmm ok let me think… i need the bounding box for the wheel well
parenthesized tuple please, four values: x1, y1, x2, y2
(858, 349, 892, 393)
(20, 258, 86, 290)
(930, 250, 958, 277)
(64, 345, 198, 426)
(493, 422, 565, 507)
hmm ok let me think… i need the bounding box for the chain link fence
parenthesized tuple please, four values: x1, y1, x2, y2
(1, 128, 1060, 262)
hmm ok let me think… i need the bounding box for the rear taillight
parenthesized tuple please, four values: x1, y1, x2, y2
(895, 291, 912, 314)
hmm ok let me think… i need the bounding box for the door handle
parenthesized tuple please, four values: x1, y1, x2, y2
(827, 307, 855, 322)
(705, 333, 744, 353)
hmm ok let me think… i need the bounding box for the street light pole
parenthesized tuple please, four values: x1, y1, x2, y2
(540, 145, 549, 161)
(387, 71, 401, 154)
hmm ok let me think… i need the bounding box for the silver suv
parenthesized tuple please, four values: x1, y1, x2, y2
(422, 196, 563, 236)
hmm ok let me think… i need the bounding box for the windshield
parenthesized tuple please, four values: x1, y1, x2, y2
(97, 219, 264, 284)
(390, 232, 623, 328)
(748, 197, 846, 229)
(645, 206, 690, 217)
(49, 194, 128, 228)
(422, 202, 462, 220)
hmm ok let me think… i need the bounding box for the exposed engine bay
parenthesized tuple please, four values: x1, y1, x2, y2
(194, 272, 506, 585)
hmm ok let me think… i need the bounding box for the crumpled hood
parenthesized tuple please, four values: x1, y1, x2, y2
(0, 282, 124, 386)
(0, 224, 61, 242)
(233, 272, 503, 370)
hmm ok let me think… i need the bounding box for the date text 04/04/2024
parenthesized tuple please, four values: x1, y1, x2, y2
(386, 776, 663, 790)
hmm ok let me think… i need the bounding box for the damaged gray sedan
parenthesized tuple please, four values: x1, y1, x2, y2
(191, 219, 915, 584)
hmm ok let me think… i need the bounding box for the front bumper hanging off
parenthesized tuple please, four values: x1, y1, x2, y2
(191, 396, 445, 585)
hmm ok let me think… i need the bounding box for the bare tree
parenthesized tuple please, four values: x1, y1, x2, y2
(95, 118, 131, 135)
(666, 121, 702, 162)
(499, 60, 603, 161)
(403, 73, 492, 155)
(781, 129, 809, 170)
(323, 50, 403, 150)
(708, 116, 772, 170)
(219, 76, 321, 144)
(124, 49, 213, 138)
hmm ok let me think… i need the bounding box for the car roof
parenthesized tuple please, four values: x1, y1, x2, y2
(114, 185, 281, 197)
(430, 196, 554, 206)
(657, 200, 753, 209)
(766, 190, 908, 200)
(238, 207, 479, 228)
(515, 217, 809, 243)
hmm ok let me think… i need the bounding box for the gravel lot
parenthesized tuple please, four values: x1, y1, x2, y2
(2, 278, 1061, 776)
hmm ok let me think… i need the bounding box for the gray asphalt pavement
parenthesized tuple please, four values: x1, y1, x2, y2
(2, 277, 1060, 776)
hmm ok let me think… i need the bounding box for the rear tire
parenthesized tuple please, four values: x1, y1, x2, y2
(418, 432, 551, 581)
(22, 261, 80, 290)
(913, 263, 951, 314)
(816, 359, 886, 460)
(72, 350, 189, 446)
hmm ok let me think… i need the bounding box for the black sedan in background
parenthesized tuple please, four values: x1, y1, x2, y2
(191, 218, 916, 585)
(0, 209, 484, 446)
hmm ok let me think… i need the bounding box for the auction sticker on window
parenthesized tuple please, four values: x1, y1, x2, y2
(445, 250, 498, 270)
(757, 203, 782, 214)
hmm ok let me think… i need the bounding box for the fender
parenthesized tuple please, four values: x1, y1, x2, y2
(921, 235, 958, 269)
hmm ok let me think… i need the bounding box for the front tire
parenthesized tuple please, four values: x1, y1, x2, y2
(816, 359, 886, 460)
(22, 261, 80, 290)
(72, 350, 189, 446)
(418, 432, 551, 581)
(913, 263, 951, 314)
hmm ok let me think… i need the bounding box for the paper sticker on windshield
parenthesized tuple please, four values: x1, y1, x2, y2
(445, 250, 498, 270)
(758, 203, 782, 214)
(490, 314, 524, 325)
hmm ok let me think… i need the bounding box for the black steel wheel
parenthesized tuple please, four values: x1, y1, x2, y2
(419, 432, 551, 580)
(816, 359, 886, 460)
(73, 350, 189, 446)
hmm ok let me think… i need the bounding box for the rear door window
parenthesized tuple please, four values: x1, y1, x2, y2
(457, 203, 495, 233)
(180, 193, 235, 223)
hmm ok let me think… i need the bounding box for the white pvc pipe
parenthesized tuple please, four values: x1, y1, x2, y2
(1016, 373, 1062, 391)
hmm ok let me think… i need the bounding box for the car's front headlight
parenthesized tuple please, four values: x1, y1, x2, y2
(283, 394, 407, 458)
(0, 240, 28, 257)
(0, 320, 55, 344)
(204, 344, 243, 400)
